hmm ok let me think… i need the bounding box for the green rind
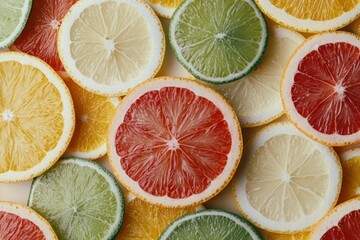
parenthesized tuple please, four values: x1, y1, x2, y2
(0, 0, 33, 50)
(169, 0, 268, 84)
(28, 157, 125, 240)
(159, 209, 264, 240)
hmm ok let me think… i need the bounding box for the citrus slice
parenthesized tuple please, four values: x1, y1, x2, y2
(58, 0, 165, 96)
(159, 209, 263, 239)
(0, 0, 32, 49)
(12, 0, 77, 72)
(232, 122, 342, 233)
(28, 158, 124, 240)
(338, 148, 360, 203)
(169, 0, 268, 84)
(281, 31, 360, 146)
(0, 201, 57, 239)
(261, 230, 310, 240)
(116, 193, 203, 239)
(213, 25, 304, 127)
(255, 0, 360, 33)
(0, 52, 75, 182)
(310, 197, 360, 239)
(108, 77, 242, 207)
(63, 78, 119, 160)
(144, 0, 182, 18)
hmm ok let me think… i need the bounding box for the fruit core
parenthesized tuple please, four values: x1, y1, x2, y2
(50, 19, 60, 30)
(2, 109, 14, 122)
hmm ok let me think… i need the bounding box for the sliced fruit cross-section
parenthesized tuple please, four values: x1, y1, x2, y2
(0, 201, 57, 239)
(281, 31, 360, 146)
(169, 0, 268, 83)
(28, 158, 125, 240)
(108, 77, 242, 207)
(0, 52, 75, 182)
(232, 122, 342, 233)
(144, 0, 183, 18)
(58, 0, 165, 96)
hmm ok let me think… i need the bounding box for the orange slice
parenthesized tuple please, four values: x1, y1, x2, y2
(144, 0, 183, 18)
(0, 52, 74, 182)
(0, 201, 57, 239)
(281, 31, 360, 146)
(64, 78, 119, 160)
(108, 77, 242, 207)
(255, 0, 360, 33)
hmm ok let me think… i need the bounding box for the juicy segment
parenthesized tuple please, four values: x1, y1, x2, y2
(14, 0, 77, 71)
(0, 61, 64, 173)
(270, 0, 359, 21)
(115, 87, 231, 199)
(246, 134, 329, 222)
(321, 209, 360, 239)
(0, 211, 45, 240)
(339, 156, 360, 203)
(292, 42, 360, 136)
(69, 2, 152, 85)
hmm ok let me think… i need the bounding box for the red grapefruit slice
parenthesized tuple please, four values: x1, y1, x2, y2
(281, 31, 360, 146)
(0, 201, 57, 239)
(12, 0, 77, 71)
(107, 77, 242, 207)
(310, 197, 360, 239)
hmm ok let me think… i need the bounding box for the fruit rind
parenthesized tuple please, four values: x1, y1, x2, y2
(232, 122, 342, 233)
(28, 157, 125, 240)
(169, 0, 269, 84)
(107, 77, 242, 208)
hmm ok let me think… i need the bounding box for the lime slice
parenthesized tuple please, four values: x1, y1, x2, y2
(213, 26, 304, 127)
(28, 158, 124, 240)
(169, 0, 268, 84)
(159, 209, 263, 239)
(0, 0, 32, 49)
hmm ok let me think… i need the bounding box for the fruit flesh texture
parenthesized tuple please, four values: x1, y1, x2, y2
(0, 211, 46, 240)
(291, 42, 360, 135)
(320, 209, 360, 239)
(147, 0, 182, 8)
(339, 156, 360, 203)
(270, 0, 359, 21)
(0, 61, 64, 173)
(14, 0, 77, 71)
(116, 87, 231, 199)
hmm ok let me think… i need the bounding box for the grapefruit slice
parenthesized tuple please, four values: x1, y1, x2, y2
(310, 197, 360, 239)
(107, 77, 242, 207)
(338, 148, 360, 203)
(0, 52, 75, 182)
(232, 122, 342, 233)
(12, 0, 77, 72)
(144, 0, 183, 18)
(0, 201, 57, 239)
(58, 0, 165, 96)
(281, 31, 360, 146)
(255, 0, 360, 33)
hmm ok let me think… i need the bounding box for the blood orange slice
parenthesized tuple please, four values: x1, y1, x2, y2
(107, 77, 242, 207)
(310, 197, 360, 239)
(0, 201, 57, 239)
(281, 31, 360, 146)
(12, 0, 77, 71)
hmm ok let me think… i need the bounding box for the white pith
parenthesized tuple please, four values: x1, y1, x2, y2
(108, 77, 241, 207)
(0, 52, 74, 182)
(233, 122, 341, 233)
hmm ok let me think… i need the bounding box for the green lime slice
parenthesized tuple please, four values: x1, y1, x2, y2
(0, 0, 32, 49)
(159, 209, 263, 239)
(169, 0, 268, 84)
(28, 158, 124, 240)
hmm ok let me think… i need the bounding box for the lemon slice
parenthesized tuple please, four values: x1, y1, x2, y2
(232, 122, 341, 233)
(58, 0, 165, 96)
(0, 52, 75, 182)
(213, 25, 304, 127)
(64, 77, 119, 160)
